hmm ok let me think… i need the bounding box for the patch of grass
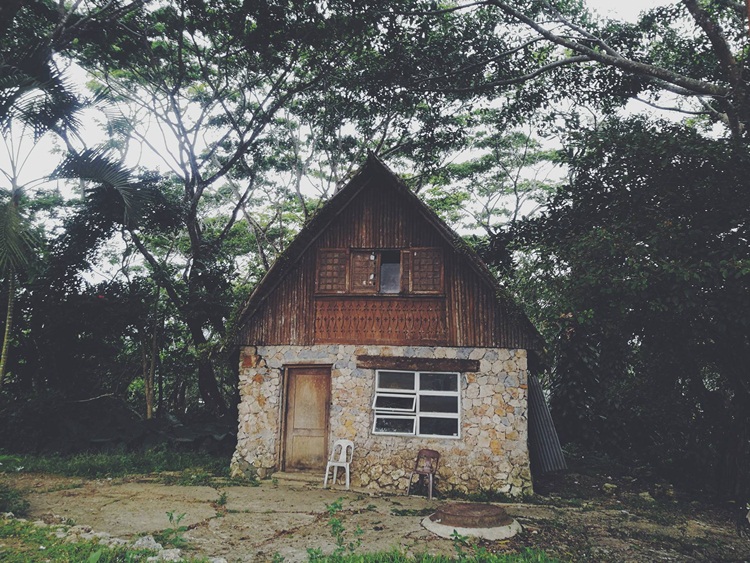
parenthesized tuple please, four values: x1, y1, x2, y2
(0, 483, 29, 516)
(444, 487, 535, 505)
(390, 507, 434, 517)
(306, 548, 559, 561)
(0, 518, 157, 562)
(161, 467, 215, 486)
(1, 451, 231, 479)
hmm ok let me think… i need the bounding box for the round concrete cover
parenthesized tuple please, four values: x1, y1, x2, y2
(421, 503, 522, 540)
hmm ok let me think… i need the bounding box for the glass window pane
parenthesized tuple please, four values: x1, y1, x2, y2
(419, 417, 459, 437)
(380, 262, 401, 293)
(420, 395, 458, 413)
(378, 371, 415, 391)
(374, 416, 415, 434)
(420, 373, 458, 392)
(374, 394, 416, 411)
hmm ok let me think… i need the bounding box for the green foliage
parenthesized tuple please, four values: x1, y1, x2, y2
(0, 482, 29, 516)
(0, 518, 157, 562)
(0, 451, 229, 479)
(513, 116, 750, 497)
(161, 467, 216, 487)
(154, 511, 189, 549)
(389, 507, 433, 517)
(304, 548, 558, 562)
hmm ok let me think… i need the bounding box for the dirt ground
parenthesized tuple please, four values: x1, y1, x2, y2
(3, 470, 750, 562)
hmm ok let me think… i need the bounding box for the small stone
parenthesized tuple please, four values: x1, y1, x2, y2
(209, 559, 229, 563)
(158, 548, 183, 561)
(102, 538, 130, 547)
(133, 535, 164, 550)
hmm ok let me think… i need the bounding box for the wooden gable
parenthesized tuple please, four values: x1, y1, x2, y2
(237, 155, 540, 350)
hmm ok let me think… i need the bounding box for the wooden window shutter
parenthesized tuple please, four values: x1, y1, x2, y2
(410, 247, 444, 294)
(350, 250, 378, 293)
(316, 249, 348, 293)
(400, 249, 411, 293)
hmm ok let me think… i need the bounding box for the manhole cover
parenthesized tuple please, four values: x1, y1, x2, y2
(429, 503, 512, 528)
(422, 503, 522, 540)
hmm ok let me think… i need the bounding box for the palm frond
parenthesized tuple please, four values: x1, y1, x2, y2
(0, 51, 83, 138)
(52, 149, 157, 227)
(0, 198, 39, 275)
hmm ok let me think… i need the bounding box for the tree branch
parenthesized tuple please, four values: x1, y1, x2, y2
(485, 0, 730, 98)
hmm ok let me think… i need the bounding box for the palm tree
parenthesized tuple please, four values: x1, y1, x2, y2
(0, 186, 38, 387)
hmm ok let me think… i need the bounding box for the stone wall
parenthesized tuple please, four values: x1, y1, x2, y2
(231, 345, 532, 496)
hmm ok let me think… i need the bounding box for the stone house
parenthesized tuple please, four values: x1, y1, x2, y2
(230, 155, 544, 496)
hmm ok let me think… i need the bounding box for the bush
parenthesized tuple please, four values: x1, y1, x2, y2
(0, 483, 29, 516)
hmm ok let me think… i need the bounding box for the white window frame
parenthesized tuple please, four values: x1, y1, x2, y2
(371, 393, 417, 413)
(371, 370, 461, 438)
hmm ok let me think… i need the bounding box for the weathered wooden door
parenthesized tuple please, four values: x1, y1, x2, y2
(283, 366, 331, 471)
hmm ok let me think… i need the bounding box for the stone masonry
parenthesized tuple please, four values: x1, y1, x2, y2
(231, 345, 532, 496)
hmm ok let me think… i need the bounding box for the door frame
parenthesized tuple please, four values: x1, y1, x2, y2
(279, 364, 332, 472)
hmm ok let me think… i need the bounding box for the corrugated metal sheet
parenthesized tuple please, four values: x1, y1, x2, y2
(528, 374, 567, 475)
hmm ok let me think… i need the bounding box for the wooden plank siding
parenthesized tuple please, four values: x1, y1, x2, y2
(239, 157, 539, 350)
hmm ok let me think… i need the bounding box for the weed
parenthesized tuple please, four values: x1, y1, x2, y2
(216, 490, 228, 506)
(366, 504, 377, 511)
(324, 498, 364, 558)
(154, 510, 189, 549)
(272, 552, 286, 562)
(0, 482, 29, 516)
(450, 529, 470, 559)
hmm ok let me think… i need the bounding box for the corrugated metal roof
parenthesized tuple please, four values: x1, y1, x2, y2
(528, 374, 567, 476)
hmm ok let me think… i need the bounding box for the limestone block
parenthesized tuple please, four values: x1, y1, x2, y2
(468, 348, 484, 360)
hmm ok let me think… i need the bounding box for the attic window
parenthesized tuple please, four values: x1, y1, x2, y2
(380, 251, 401, 294)
(315, 247, 444, 295)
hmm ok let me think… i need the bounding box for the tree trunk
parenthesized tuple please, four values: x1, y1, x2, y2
(141, 343, 153, 419)
(0, 272, 16, 389)
(145, 291, 161, 420)
(186, 317, 228, 416)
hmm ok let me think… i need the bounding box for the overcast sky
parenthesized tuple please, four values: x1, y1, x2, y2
(587, 0, 671, 22)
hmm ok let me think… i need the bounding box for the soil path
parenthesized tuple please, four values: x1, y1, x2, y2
(4, 473, 750, 562)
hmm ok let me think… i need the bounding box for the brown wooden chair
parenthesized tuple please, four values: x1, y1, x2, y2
(406, 449, 440, 500)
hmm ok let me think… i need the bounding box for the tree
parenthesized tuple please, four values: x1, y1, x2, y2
(406, 1, 750, 142)
(72, 0, 485, 414)
(515, 116, 750, 498)
(424, 111, 558, 234)
(0, 187, 38, 386)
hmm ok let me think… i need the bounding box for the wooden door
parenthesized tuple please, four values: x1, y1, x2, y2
(283, 366, 331, 471)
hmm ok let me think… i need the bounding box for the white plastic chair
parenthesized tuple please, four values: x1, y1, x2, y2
(323, 439, 354, 490)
